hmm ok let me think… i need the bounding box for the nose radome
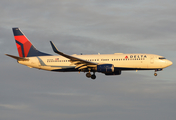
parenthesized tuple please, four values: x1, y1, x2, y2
(167, 60, 173, 66)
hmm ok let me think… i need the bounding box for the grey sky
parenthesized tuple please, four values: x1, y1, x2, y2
(0, 0, 176, 120)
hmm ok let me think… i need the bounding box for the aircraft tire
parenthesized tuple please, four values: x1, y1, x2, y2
(86, 73, 91, 78)
(91, 74, 96, 79)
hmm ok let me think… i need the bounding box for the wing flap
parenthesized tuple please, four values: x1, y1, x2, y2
(75, 64, 85, 69)
(78, 66, 88, 70)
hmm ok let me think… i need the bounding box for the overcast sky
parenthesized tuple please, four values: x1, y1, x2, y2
(0, 0, 176, 120)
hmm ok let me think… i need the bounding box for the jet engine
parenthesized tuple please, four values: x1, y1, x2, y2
(96, 64, 121, 75)
(97, 64, 114, 73)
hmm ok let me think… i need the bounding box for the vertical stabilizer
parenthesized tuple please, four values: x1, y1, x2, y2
(12, 28, 51, 57)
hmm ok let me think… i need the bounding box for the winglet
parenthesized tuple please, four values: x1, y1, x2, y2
(50, 41, 60, 54)
(50, 41, 65, 56)
(50, 41, 78, 60)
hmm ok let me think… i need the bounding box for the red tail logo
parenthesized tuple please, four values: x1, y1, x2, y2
(15, 36, 32, 57)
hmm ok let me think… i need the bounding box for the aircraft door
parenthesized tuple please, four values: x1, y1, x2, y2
(150, 56, 154, 64)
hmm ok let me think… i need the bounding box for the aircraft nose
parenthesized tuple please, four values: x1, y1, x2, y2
(166, 60, 173, 66)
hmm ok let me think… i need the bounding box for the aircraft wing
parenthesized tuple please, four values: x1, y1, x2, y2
(50, 41, 98, 70)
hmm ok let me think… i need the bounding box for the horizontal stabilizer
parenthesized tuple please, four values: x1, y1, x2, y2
(5, 54, 29, 61)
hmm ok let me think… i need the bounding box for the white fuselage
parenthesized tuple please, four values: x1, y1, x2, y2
(18, 53, 172, 72)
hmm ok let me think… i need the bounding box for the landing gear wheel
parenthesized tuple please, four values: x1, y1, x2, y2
(154, 73, 157, 76)
(86, 73, 92, 78)
(91, 74, 96, 80)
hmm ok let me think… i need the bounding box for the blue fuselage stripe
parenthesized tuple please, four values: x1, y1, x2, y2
(51, 67, 159, 72)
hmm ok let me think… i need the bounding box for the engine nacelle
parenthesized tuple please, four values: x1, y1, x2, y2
(97, 64, 114, 73)
(105, 70, 121, 75)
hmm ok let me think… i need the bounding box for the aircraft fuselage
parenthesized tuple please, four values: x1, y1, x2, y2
(18, 53, 172, 72)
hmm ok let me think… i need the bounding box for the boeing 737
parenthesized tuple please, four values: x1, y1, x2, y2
(5, 28, 173, 79)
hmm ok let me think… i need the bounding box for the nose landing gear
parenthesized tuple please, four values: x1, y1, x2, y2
(154, 73, 157, 76)
(154, 69, 163, 76)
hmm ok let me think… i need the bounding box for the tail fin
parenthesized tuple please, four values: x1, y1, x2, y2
(12, 28, 51, 57)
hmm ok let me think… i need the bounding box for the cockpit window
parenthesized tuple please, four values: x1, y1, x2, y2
(159, 57, 166, 60)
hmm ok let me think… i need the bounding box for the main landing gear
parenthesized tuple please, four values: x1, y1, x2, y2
(86, 72, 96, 79)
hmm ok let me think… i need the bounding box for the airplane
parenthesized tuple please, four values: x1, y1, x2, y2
(5, 28, 173, 79)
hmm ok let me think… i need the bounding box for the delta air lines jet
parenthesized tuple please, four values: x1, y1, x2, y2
(5, 28, 173, 79)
